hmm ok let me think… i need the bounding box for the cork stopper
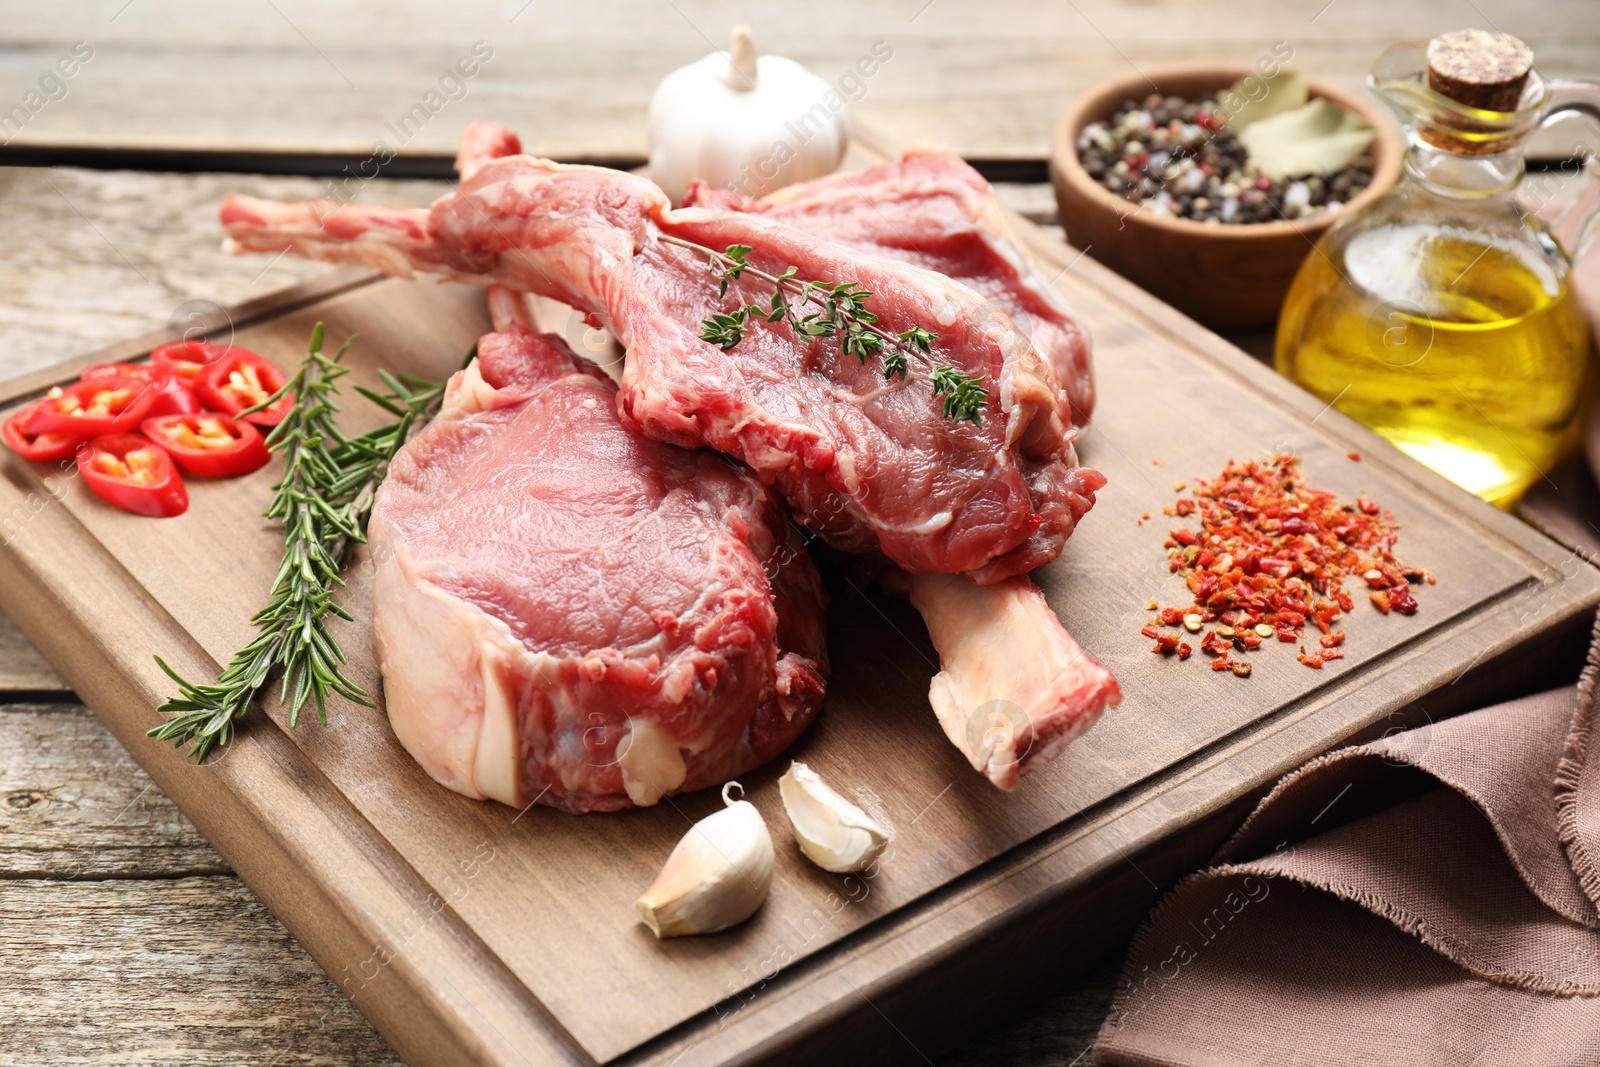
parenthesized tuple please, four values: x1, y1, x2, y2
(1426, 28, 1533, 111)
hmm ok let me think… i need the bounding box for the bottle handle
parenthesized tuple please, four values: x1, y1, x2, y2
(1534, 81, 1600, 259)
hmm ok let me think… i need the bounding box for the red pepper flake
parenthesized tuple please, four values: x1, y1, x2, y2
(1142, 626, 1182, 655)
(1139, 453, 1430, 678)
(1348, 451, 1361, 461)
(1177, 641, 1192, 661)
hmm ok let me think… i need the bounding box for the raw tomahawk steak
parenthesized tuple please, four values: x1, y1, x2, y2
(369, 328, 828, 813)
(221, 137, 1101, 584)
(682, 147, 1097, 428)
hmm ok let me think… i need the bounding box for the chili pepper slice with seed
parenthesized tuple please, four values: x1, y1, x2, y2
(3, 399, 85, 463)
(77, 432, 189, 518)
(23, 375, 159, 438)
(195, 349, 293, 427)
(83, 361, 202, 419)
(141, 413, 270, 478)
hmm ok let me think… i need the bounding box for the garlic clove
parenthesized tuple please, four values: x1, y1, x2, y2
(636, 781, 774, 938)
(778, 762, 891, 874)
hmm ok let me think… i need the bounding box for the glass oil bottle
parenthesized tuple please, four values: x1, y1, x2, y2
(1276, 31, 1600, 506)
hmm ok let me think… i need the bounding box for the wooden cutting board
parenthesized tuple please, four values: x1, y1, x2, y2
(1, 139, 1596, 1066)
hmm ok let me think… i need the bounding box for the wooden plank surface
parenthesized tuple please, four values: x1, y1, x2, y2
(0, 166, 451, 381)
(0, 702, 402, 1064)
(0, 614, 65, 691)
(2, 1, 1595, 162)
(3, 147, 1597, 1067)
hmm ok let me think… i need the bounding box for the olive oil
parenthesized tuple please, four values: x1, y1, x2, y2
(1276, 222, 1589, 506)
(1275, 33, 1600, 507)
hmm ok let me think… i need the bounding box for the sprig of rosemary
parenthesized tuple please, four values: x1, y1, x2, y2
(663, 236, 990, 427)
(148, 323, 452, 761)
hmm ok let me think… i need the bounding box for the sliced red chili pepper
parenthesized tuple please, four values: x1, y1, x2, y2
(195, 349, 293, 427)
(23, 375, 158, 437)
(3, 400, 85, 462)
(141, 413, 270, 478)
(151, 340, 231, 385)
(83, 361, 202, 418)
(76, 433, 188, 518)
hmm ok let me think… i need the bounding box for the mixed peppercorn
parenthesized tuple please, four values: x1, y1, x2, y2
(1077, 93, 1374, 225)
(1140, 454, 1431, 676)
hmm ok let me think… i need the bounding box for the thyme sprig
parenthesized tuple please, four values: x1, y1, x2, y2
(663, 235, 989, 427)
(148, 324, 453, 761)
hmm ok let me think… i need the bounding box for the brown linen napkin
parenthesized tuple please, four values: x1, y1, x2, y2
(1094, 616, 1600, 1066)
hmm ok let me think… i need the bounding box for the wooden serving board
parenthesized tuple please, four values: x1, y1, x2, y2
(2, 145, 1597, 1066)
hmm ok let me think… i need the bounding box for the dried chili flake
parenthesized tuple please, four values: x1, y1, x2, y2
(1140, 453, 1430, 676)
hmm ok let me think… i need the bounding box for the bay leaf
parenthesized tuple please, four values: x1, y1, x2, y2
(1218, 69, 1308, 132)
(1239, 98, 1375, 179)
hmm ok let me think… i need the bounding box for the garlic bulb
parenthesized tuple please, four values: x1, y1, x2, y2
(648, 25, 849, 203)
(778, 762, 891, 874)
(635, 781, 774, 938)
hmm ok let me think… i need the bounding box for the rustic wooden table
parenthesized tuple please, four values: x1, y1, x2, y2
(1, 2, 1595, 1063)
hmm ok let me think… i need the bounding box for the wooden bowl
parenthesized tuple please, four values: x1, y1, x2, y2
(1050, 65, 1403, 331)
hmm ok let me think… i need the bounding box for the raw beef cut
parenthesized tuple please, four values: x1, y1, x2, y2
(221, 136, 1101, 584)
(681, 147, 1097, 427)
(370, 328, 828, 813)
(227, 121, 1118, 796)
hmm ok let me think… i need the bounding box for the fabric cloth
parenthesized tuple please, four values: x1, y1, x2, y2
(1094, 615, 1600, 1066)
